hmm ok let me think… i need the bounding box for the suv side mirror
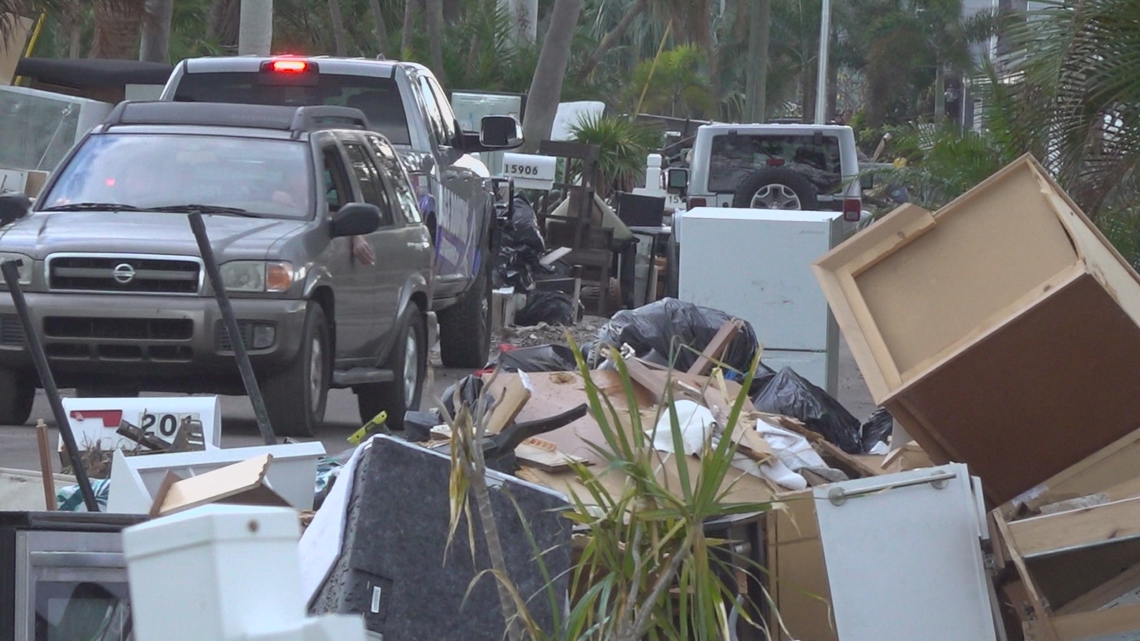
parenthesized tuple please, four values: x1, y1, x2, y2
(330, 203, 382, 237)
(0, 192, 31, 226)
(479, 115, 523, 149)
(666, 168, 689, 195)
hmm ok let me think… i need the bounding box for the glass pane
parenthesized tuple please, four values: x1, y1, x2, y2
(708, 134, 842, 194)
(173, 72, 412, 145)
(0, 90, 85, 171)
(35, 580, 131, 641)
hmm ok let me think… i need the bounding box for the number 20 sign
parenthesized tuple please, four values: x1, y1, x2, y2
(59, 396, 223, 454)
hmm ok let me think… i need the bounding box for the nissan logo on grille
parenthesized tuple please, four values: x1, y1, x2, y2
(112, 263, 136, 284)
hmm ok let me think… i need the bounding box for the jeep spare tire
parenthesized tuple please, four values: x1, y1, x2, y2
(732, 168, 819, 210)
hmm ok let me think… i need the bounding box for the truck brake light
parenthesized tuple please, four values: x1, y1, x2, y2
(687, 197, 706, 210)
(270, 60, 309, 73)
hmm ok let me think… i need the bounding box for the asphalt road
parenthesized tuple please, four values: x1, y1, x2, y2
(0, 337, 876, 474)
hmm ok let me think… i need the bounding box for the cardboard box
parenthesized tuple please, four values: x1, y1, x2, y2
(814, 155, 1140, 505)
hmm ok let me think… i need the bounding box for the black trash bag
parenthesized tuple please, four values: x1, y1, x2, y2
(491, 344, 578, 373)
(860, 407, 894, 452)
(493, 196, 547, 291)
(590, 298, 759, 373)
(752, 367, 864, 454)
(441, 375, 494, 419)
(747, 361, 779, 397)
(515, 291, 576, 326)
(505, 196, 544, 253)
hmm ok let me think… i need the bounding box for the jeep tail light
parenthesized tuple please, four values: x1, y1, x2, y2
(843, 198, 862, 222)
(687, 197, 706, 209)
(270, 59, 309, 73)
(766, 158, 785, 167)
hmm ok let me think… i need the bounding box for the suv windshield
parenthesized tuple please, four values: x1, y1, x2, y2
(41, 133, 313, 220)
(172, 72, 411, 145)
(708, 133, 842, 194)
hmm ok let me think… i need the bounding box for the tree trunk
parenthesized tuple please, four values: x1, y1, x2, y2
(521, 0, 584, 152)
(368, 0, 390, 54)
(328, 0, 348, 56)
(401, 0, 418, 57)
(575, 0, 648, 82)
(744, 0, 770, 122)
(425, 0, 444, 77)
(827, 34, 838, 122)
(208, 0, 240, 47)
(90, 0, 146, 60)
(934, 64, 946, 121)
(140, 0, 174, 63)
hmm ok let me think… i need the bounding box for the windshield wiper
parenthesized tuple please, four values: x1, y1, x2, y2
(41, 202, 142, 212)
(145, 204, 256, 217)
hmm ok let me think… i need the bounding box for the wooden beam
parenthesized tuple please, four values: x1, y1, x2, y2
(993, 512, 1060, 641)
(35, 420, 56, 511)
(1049, 602, 1140, 640)
(485, 374, 533, 435)
(1007, 496, 1140, 559)
(687, 319, 743, 376)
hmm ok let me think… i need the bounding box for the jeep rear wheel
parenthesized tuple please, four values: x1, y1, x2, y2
(357, 308, 425, 431)
(0, 369, 34, 425)
(262, 303, 330, 438)
(732, 168, 819, 210)
(438, 257, 491, 369)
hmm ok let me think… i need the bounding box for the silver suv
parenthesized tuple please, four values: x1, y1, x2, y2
(0, 101, 434, 436)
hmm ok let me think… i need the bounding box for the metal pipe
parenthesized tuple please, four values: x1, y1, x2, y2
(827, 470, 956, 506)
(814, 0, 832, 124)
(1, 260, 99, 512)
(188, 213, 277, 445)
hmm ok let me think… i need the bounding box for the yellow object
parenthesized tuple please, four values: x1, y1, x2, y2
(347, 411, 387, 445)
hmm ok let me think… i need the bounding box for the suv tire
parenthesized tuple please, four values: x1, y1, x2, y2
(438, 257, 491, 368)
(262, 303, 330, 438)
(0, 369, 34, 425)
(357, 307, 426, 430)
(732, 168, 819, 210)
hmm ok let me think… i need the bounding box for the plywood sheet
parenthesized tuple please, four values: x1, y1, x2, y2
(889, 275, 1140, 505)
(767, 492, 836, 641)
(856, 158, 1078, 376)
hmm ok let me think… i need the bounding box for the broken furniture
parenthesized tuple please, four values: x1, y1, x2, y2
(681, 207, 845, 395)
(813, 154, 1140, 505)
(123, 504, 366, 641)
(0, 511, 146, 641)
(106, 442, 326, 514)
(994, 496, 1140, 640)
(307, 436, 572, 641)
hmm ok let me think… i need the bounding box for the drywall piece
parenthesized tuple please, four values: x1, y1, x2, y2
(812, 464, 997, 641)
(813, 155, 1140, 505)
(309, 436, 571, 641)
(106, 442, 325, 514)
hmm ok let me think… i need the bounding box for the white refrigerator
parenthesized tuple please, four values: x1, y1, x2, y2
(678, 207, 843, 395)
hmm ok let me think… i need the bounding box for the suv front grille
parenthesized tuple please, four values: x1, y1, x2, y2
(0, 314, 24, 346)
(48, 255, 201, 294)
(44, 317, 194, 341)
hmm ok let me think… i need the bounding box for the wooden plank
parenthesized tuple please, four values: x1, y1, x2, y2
(35, 420, 57, 511)
(484, 373, 532, 435)
(153, 453, 285, 516)
(1049, 602, 1140, 640)
(1007, 496, 1140, 559)
(687, 319, 743, 376)
(515, 438, 592, 473)
(993, 511, 1060, 641)
(1021, 428, 1140, 512)
(814, 203, 936, 276)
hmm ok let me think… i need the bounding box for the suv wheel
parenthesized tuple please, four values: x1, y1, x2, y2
(0, 369, 34, 425)
(357, 308, 425, 431)
(732, 168, 819, 210)
(262, 303, 330, 438)
(438, 257, 491, 368)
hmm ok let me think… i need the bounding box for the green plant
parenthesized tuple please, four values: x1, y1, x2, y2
(444, 341, 779, 640)
(567, 112, 662, 197)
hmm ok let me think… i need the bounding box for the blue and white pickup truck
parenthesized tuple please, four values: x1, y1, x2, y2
(160, 56, 521, 368)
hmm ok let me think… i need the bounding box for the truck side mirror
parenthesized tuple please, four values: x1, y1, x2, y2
(479, 115, 523, 149)
(330, 203, 381, 237)
(666, 168, 689, 195)
(0, 192, 31, 227)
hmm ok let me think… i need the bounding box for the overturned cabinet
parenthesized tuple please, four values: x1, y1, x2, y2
(813, 155, 1140, 505)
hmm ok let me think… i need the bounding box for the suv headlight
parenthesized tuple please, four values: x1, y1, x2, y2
(219, 261, 294, 293)
(0, 252, 33, 286)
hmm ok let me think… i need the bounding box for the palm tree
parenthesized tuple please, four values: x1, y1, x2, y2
(90, 0, 147, 59)
(327, 0, 347, 55)
(368, 0, 389, 53)
(521, 0, 585, 151)
(140, 0, 174, 62)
